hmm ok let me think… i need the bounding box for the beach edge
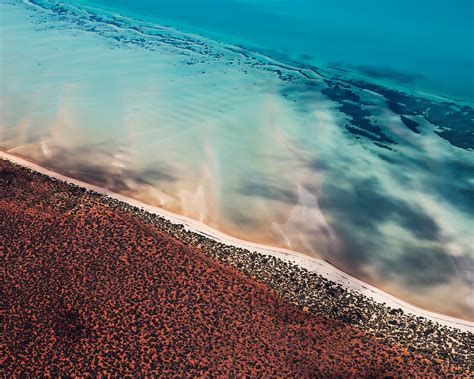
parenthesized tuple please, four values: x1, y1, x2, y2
(1, 150, 472, 332)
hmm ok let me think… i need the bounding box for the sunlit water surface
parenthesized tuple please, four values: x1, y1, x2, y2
(1, 0, 473, 319)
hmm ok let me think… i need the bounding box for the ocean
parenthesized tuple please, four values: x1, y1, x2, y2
(74, 0, 474, 101)
(0, 0, 473, 319)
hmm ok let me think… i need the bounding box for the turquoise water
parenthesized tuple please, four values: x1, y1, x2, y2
(0, 0, 473, 319)
(75, 0, 474, 101)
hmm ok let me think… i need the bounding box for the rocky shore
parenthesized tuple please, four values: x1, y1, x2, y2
(1, 157, 472, 376)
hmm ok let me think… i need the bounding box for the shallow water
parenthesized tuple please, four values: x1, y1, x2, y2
(1, 0, 473, 319)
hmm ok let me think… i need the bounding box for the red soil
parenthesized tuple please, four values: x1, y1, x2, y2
(1, 161, 442, 376)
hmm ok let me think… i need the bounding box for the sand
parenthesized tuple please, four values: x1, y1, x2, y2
(2, 157, 473, 376)
(1, 151, 472, 332)
(1, 153, 474, 375)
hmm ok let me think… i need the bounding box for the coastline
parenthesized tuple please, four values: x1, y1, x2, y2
(3, 0, 473, 322)
(2, 1, 473, 375)
(1, 150, 472, 332)
(4, 155, 471, 375)
(1, 152, 473, 374)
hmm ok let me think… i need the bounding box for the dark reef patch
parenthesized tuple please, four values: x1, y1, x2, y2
(320, 84, 396, 145)
(400, 115, 420, 133)
(321, 84, 361, 103)
(348, 79, 474, 151)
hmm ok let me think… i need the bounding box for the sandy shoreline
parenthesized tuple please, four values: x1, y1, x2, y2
(1, 150, 472, 332)
(6, 155, 471, 376)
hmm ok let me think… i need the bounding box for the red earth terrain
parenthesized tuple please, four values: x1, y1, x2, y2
(0, 160, 453, 376)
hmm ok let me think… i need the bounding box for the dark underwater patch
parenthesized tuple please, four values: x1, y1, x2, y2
(348, 79, 474, 151)
(400, 116, 420, 133)
(318, 175, 459, 287)
(321, 85, 360, 103)
(354, 65, 423, 84)
(334, 97, 395, 144)
(240, 176, 297, 204)
(389, 247, 457, 287)
(426, 104, 474, 150)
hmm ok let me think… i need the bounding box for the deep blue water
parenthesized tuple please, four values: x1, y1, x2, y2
(77, 0, 474, 101)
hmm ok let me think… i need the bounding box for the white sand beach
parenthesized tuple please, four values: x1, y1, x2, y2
(2, 151, 472, 332)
